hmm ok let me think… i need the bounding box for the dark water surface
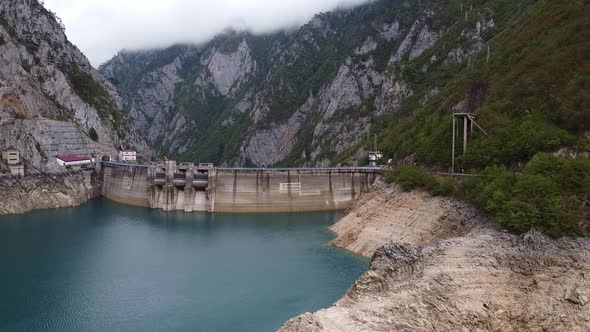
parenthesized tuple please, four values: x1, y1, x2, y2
(0, 200, 367, 332)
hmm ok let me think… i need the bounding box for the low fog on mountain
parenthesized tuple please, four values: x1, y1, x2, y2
(44, 0, 371, 65)
(1, 1, 588, 330)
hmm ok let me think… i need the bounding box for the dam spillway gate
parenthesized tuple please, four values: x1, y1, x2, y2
(101, 162, 383, 213)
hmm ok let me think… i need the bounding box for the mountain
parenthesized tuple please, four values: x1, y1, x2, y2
(100, 0, 423, 166)
(0, 0, 147, 173)
(101, 0, 589, 168)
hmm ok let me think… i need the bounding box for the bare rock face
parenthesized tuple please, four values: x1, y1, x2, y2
(409, 25, 439, 60)
(307, 58, 383, 164)
(388, 19, 421, 65)
(0, 0, 146, 172)
(319, 62, 363, 120)
(354, 38, 378, 56)
(374, 75, 412, 116)
(205, 40, 255, 96)
(280, 182, 590, 332)
(0, 171, 99, 215)
(447, 17, 495, 64)
(123, 56, 193, 155)
(100, 37, 257, 158)
(101, 1, 496, 167)
(242, 94, 314, 166)
(378, 21, 400, 41)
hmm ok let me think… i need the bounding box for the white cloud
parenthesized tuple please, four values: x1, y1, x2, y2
(43, 0, 371, 67)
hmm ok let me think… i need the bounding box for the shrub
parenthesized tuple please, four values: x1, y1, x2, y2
(463, 154, 589, 238)
(525, 153, 590, 199)
(498, 174, 578, 238)
(386, 165, 454, 196)
(35, 142, 46, 159)
(465, 115, 575, 168)
(386, 165, 430, 191)
(462, 165, 516, 215)
(430, 175, 454, 196)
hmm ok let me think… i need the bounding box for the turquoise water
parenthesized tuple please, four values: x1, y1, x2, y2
(0, 200, 367, 331)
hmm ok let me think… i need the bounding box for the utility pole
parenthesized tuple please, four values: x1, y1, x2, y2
(373, 134, 377, 152)
(451, 113, 488, 175)
(451, 114, 457, 174)
(463, 116, 468, 156)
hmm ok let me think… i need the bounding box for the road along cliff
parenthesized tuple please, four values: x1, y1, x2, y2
(0, 171, 100, 215)
(280, 180, 590, 332)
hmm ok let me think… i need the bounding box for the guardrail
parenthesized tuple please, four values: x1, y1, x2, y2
(102, 161, 386, 173)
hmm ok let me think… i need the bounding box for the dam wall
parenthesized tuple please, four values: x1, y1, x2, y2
(212, 168, 374, 212)
(101, 162, 382, 213)
(102, 163, 151, 207)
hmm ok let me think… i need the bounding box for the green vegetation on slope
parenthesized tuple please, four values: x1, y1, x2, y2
(380, 0, 590, 237)
(463, 154, 590, 237)
(66, 63, 127, 136)
(386, 153, 590, 238)
(385, 165, 455, 196)
(275, 0, 423, 165)
(102, 0, 589, 237)
(378, 0, 589, 168)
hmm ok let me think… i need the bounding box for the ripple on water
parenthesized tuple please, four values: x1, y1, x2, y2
(0, 200, 367, 332)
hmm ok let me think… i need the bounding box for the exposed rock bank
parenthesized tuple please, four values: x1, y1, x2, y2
(329, 180, 482, 257)
(0, 171, 100, 215)
(280, 180, 590, 331)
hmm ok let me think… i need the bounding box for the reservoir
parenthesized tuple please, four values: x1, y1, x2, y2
(0, 200, 367, 331)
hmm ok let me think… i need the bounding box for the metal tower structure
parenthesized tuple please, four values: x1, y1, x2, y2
(451, 113, 488, 174)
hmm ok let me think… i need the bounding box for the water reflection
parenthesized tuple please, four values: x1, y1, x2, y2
(0, 199, 366, 332)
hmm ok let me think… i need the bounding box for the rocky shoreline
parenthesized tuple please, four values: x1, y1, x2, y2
(280, 180, 590, 331)
(0, 171, 100, 215)
(2, 173, 588, 331)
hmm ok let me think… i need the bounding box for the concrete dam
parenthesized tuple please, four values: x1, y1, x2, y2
(101, 162, 382, 213)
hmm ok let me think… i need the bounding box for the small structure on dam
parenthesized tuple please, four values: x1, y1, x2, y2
(101, 161, 382, 213)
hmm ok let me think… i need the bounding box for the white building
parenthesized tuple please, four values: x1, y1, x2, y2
(56, 156, 94, 168)
(2, 149, 24, 176)
(118, 150, 137, 162)
(368, 151, 384, 167)
(2, 149, 20, 165)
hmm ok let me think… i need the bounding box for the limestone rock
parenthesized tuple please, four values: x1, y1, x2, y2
(100, 1, 493, 167)
(204, 40, 255, 96)
(280, 181, 590, 332)
(0, 171, 99, 215)
(0, 0, 147, 172)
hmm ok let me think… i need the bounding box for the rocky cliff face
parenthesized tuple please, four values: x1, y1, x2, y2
(0, 0, 147, 173)
(101, 0, 501, 166)
(279, 181, 590, 331)
(0, 170, 99, 215)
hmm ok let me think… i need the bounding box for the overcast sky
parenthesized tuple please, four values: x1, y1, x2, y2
(43, 0, 371, 67)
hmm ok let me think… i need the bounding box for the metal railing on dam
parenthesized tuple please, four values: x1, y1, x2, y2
(100, 162, 384, 213)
